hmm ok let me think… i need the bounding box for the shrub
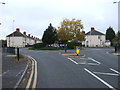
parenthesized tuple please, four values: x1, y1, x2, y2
(33, 43, 46, 48)
(65, 42, 82, 49)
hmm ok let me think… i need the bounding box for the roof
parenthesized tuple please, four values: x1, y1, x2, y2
(85, 30, 105, 35)
(6, 30, 41, 41)
(6, 31, 25, 37)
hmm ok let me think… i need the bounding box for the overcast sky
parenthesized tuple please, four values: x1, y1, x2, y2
(0, 0, 119, 40)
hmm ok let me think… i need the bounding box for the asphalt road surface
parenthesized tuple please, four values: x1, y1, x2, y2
(19, 48, 119, 89)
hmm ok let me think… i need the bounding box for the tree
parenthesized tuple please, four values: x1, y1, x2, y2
(106, 27, 115, 43)
(112, 31, 120, 45)
(42, 23, 57, 45)
(57, 18, 85, 43)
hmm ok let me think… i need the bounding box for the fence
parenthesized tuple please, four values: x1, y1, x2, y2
(115, 44, 120, 52)
(2, 47, 16, 54)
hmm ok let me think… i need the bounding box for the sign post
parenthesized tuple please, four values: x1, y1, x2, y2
(17, 47, 19, 61)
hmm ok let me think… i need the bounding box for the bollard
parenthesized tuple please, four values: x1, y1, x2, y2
(64, 44, 67, 53)
(76, 47, 80, 56)
(115, 45, 117, 53)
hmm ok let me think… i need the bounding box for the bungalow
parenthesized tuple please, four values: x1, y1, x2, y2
(84, 27, 105, 47)
(6, 28, 42, 47)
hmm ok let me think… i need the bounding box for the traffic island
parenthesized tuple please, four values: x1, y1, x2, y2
(68, 54, 86, 58)
(60, 46, 86, 58)
(60, 52, 86, 58)
(108, 51, 120, 56)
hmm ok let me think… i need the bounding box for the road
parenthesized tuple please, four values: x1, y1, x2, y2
(19, 48, 119, 89)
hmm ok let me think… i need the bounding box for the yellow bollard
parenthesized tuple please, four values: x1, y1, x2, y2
(76, 47, 80, 56)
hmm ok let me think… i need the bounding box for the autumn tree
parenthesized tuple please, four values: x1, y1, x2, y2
(57, 19, 85, 43)
(42, 23, 57, 45)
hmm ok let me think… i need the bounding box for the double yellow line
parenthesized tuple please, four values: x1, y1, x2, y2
(26, 56, 38, 90)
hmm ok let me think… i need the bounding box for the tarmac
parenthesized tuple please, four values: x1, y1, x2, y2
(2, 52, 28, 89)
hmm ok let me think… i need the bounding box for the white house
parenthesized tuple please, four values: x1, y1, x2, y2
(6, 28, 42, 47)
(84, 27, 105, 47)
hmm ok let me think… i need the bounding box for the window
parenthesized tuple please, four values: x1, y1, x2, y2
(98, 36, 101, 39)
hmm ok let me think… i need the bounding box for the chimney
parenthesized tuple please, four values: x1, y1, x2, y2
(91, 27, 95, 31)
(16, 28, 20, 32)
(28, 34, 30, 37)
(23, 32, 26, 35)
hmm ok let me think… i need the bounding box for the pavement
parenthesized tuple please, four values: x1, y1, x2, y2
(2, 52, 28, 89)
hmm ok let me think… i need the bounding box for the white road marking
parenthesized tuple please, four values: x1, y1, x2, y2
(110, 68, 120, 74)
(78, 62, 99, 66)
(88, 57, 101, 65)
(87, 63, 100, 66)
(0, 70, 9, 77)
(93, 72, 119, 76)
(78, 63, 86, 65)
(68, 58, 78, 64)
(16, 70, 23, 77)
(84, 68, 115, 89)
(7, 55, 16, 57)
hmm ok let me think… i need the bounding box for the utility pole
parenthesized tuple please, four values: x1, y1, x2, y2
(12, 20, 15, 47)
(113, 2, 120, 90)
(0, 2, 5, 4)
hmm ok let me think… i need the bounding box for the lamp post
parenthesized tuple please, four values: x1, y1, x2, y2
(0, 2, 5, 4)
(113, 2, 120, 90)
(113, 1, 120, 31)
(0, 2, 5, 25)
(113, 1, 120, 52)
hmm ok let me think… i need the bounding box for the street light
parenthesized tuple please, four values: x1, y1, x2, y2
(113, 1, 120, 53)
(113, 1, 120, 3)
(0, 2, 6, 4)
(0, 2, 5, 25)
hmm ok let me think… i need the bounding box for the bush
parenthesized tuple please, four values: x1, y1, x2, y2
(65, 42, 82, 49)
(37, 47, 64, 50)
(33, 43, 46, 48)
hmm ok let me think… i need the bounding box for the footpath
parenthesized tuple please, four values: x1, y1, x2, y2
(2, 52, 30, 89)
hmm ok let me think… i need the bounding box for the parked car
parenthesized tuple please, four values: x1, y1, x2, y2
(104, 40, 111, 47)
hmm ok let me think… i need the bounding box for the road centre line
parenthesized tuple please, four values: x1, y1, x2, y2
(67, 58, 78, 64)
(84, 68, 115, 89)
(88, 57, 101, 65)
(93, 72, 119, 76)
(110, 68, 120, 74)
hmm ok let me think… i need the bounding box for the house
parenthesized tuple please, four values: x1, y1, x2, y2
(84, 27, 105, 47)
(6, 28, 42, 47)
(0, 40, 7, 47)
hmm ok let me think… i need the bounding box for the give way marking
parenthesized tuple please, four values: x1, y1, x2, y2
(68, 57, 101, 65)
(84, 68, 116, 89)
(93, 68, 120, 76)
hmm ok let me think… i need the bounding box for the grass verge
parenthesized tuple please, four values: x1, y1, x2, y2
(29, 47, 64, 50)
(14, 54, 25, 62)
